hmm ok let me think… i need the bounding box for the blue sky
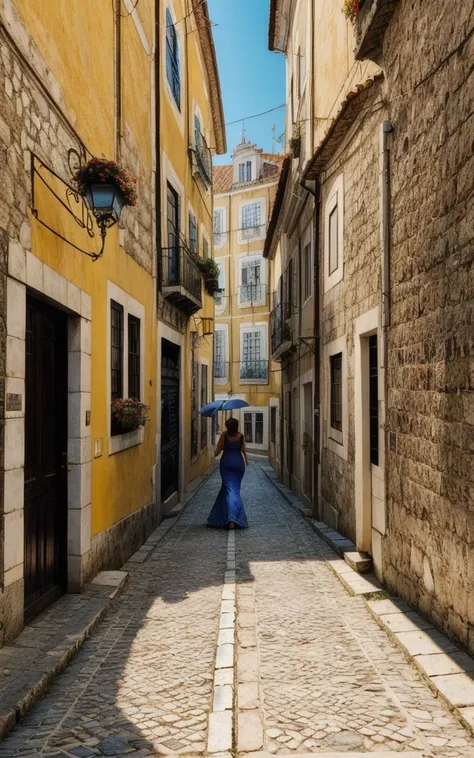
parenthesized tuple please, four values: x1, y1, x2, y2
(208, 0, 286, 165)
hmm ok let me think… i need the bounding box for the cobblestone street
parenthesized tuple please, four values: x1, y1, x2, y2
(2, 463, 474, 757)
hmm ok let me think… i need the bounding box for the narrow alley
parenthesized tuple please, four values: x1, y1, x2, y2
(2, 464, 473, 758)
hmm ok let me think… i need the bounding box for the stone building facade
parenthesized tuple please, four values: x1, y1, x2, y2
(268, 0, 474, 654)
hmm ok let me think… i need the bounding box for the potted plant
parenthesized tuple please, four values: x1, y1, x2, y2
(342, 0, 361, 22)
(198, 257, 221, 296)
(111, 397, 150, 436)
(289, 126, 301, 159)
(74, 158, 138, 226)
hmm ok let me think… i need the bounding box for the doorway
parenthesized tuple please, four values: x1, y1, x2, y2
(161, 339, 180, 502)
(24, 296, 68, 622)
(354, 307, 385, 572)
(303, 381, 313, 504)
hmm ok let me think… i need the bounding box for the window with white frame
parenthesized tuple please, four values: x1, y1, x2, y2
(213, 208, 225, 247)
(241, 201, 262, 240)
(215, 260, 226, 310)
(324, 174, 344, 291)
(240, 256, 264, 304)
(166, 8, 181, 110)
(303, 241, 312, 302)
(238, 161, 252, 182)
(240, 325, 267, 382)
(244, 411, 264, 445)
(108, 283, 145, 440)
(189, 211, 198, 255)
(325, 335, 347, 459)
(214, 328, 227, 380)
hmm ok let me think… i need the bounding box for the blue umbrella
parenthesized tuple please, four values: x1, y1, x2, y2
(199, 398, 249, 417)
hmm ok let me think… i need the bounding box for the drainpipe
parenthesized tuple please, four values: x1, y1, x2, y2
(114, 0, 122, 161)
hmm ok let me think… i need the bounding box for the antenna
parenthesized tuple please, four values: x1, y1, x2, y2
(241, 120, 246, 143)
(271, 123, 276, 153)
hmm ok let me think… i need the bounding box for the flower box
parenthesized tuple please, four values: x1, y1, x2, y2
(111, 397, 149, 437)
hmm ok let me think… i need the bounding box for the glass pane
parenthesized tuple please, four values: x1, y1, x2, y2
(244, 413, 253, 443)
(255, 413, 264, 444)
(328, 205, 338, 275)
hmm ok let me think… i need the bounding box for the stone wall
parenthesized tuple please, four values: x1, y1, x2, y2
(382, 0, 474, 652)
(320, 83, 383, 541)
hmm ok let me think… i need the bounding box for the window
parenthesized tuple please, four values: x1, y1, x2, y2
(215, 261, 226, 309)
(239, 161, 252, 182)
(203, 236, 209, 260)
(285, 259, 293, 318)
(328, 205, 338, 275)
(330, 353, 343, 433)
(166, 9, 181, 109)
(194, 114, 202, 147)
(200, 365, 208, 449)
(166, 183, 180, 285)
(241, 327, 267, 381)
(270, 406, 277, 445)
(191, 360, 199, 458)
(303, 242, 312, 301)
(213, 208, 224, 247)
(111, 301, 124, 401)
(214, 329, 226, 379)
(324, 174, 344, 291)
(128, 315, 140, 400)
(189, 212, 198, 255)
(244, 412, 264, 445)
(369, 335, 379, 466)
(240, 257, 263, 303)
(241, 202, 262, 237)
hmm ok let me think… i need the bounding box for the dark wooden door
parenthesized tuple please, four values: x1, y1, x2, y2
(161, 340, 180, 501)
(24, 296, 68, 622)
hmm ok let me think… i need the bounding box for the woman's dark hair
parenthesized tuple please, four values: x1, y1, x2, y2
(225, 417, 239, 435)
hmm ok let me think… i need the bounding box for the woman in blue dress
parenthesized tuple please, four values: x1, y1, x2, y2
(207, 418, 249, 529)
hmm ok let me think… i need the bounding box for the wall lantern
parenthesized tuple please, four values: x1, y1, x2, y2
(84, 184, 126, 230)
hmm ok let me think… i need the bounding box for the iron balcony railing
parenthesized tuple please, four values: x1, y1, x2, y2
(162, 245, 202, 312)
(238, 283, 267, 305)
(271, 305, 292, 357)
(192, 133, 212, 187)
(240, 359, 269, 382)
(213, 360, 229, 380)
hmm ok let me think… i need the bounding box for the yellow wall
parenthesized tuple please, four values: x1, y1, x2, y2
(160, 0, 218, 488)
(214, 179, 281, 410)
(13, 0, 157, 535)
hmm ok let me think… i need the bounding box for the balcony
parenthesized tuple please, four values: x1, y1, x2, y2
(191, 133, 212, 188)
(270, 305, 293, 361)
(162, 246, 202, 315)
(240, 359, 269, 384)
(354, 0, 399, 62)
(238, 283, 267, 306)
(214, 360, 229, 381)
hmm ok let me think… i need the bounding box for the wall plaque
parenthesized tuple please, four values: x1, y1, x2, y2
(6, 393, 22, 412)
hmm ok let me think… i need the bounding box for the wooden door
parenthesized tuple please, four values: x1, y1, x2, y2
(161, 340, 180, 501)
(24, 297, 68, 622)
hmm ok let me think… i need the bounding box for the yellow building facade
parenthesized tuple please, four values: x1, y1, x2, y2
(213, 142, 282, 454)
(0, 0, 224, 644)
(157, 0, 225, 510)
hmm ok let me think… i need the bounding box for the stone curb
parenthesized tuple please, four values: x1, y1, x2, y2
(0, 571, 129, 742)
(256, 462, 383, 597)
(256, 461, 474, 738)
(0, 465, 218, 742)
(366, 598, 474, 737)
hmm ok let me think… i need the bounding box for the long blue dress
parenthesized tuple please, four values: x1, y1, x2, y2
(207, 434, 249, 528)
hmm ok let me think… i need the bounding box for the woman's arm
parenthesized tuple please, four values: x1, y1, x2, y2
(241, 434, 249, 466)
(214, 432, 225, 458)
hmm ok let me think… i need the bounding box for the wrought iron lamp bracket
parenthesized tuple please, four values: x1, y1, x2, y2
(31, 149, 116, 262)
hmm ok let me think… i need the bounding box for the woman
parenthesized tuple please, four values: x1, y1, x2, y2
(207, 417, 249, 529)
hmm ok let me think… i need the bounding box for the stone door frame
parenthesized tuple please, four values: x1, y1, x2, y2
(4, 242, 92, 640)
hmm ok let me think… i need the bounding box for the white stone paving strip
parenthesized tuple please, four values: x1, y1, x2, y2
(208, 529, 236, 755)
